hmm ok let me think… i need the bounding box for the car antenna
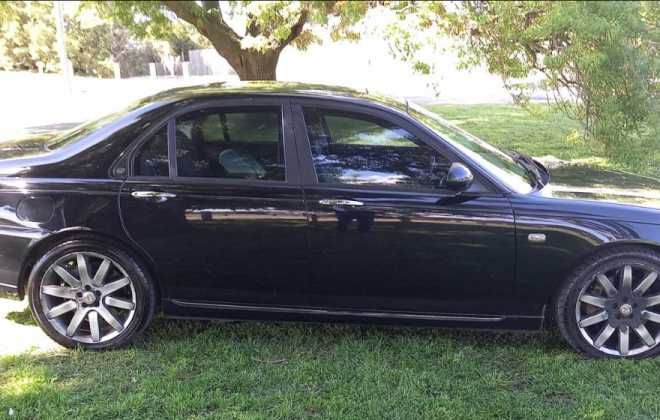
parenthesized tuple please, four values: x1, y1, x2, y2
(405, 98, 410, 115)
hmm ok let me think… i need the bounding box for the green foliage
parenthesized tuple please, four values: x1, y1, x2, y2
(428, 104, 660, 176)
(450, 1, 660, 168)
(91, 1, 426, 80)
(95, 1, 376, 53)
(0, 1, 206, 77)
(0, 1, 57, 72)
(166, 24, 212, 61)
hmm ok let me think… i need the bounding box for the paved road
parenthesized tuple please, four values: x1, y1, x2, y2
(0, 72, 229, 141)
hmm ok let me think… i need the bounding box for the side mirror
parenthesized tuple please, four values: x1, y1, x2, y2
(446, 162, 474, 193)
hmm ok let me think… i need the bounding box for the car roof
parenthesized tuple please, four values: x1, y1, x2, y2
(142, 81, 410, 114)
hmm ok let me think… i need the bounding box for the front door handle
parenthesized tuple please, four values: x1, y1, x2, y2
(319, 199, 363, 206)
(131, 191, 176, 202)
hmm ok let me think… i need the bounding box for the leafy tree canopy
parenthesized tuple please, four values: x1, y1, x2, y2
(450, 1, 660, 168)
(0, 1, 208, 77)
(93, 1, 445, 81)
(370, 0, 660, 169)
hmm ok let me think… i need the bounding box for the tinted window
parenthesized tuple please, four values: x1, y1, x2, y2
(175, 106, 284, 181)
(303, 108, 452, 188)
(134, 124, 169, 176)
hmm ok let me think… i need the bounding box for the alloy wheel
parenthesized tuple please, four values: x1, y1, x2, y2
(576, 262, 660, 357)
(39, 252, 137, 344)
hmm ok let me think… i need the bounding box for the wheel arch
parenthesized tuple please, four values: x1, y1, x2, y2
(547, 239, 660, 306)
(17, 228, 166, 303)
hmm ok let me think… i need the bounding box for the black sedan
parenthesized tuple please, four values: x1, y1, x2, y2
(2, 82, 660, 359)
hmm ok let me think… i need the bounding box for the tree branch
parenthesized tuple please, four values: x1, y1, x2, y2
(278, 10, 308, 50)
(248, 19, 261, 37)
(160, 1, 242, 47)
(201, 1, 219, 11)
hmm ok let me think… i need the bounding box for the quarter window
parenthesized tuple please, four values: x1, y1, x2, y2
(302, 108, 452, 189)
(175, 106, 284, 181)
(134, 124, 169, 177)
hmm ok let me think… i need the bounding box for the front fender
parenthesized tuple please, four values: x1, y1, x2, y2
(508, 194, 660, 317)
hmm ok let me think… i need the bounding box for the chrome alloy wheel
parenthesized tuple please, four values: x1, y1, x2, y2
(576, 263, 660, 357)
(39, 252, 136, 344)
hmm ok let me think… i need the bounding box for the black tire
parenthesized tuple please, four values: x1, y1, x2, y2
(554, 245, 660, 359)
(28, 234, 158, 350)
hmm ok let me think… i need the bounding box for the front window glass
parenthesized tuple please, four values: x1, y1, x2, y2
(174, 106, 284, 181)
(303, 107, 452, 189)
(408, 103, 534, 193)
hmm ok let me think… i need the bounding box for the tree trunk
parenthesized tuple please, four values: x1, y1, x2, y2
(223, 49, 281, 81)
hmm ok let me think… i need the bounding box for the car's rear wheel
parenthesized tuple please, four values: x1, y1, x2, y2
(28, 236, 157, 349)
(555, 246, 660, 359)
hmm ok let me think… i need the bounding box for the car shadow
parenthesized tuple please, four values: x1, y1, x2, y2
(140, 311, 570, 354)
(3, 306, 569, 355)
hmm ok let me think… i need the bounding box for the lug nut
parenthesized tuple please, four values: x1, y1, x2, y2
(95, 290, 102, 296)
(76, 292, 83, 298)
(84, 285, 92, 291)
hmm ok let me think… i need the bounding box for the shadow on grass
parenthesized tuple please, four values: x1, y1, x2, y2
(5, 306, 37, 326)
(142, 311, 571, 356)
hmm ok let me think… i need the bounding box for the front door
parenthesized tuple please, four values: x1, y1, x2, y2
(120, 99, 309, 306)
(292, 103, 516, 316)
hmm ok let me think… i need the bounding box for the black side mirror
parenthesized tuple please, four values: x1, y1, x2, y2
(446, 162, 474, 193)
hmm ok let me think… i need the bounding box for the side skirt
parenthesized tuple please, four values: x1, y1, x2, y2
(162, 299, 545, 333)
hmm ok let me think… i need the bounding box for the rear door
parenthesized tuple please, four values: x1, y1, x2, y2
(291, 101, 516, 316)
(119, 98, 310, 306)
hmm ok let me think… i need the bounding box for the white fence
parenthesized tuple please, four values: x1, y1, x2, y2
(189, 49, 237, 76)
(148, 49, 237, 78)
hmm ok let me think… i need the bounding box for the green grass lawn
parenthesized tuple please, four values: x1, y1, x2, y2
(428, 104, 660, 177)
(3, 104, 660, 420)
(3, 313, 660, 420)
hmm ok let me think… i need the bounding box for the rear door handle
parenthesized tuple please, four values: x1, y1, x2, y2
(319, 199, 363, 206)
(131, 191, 176, 202)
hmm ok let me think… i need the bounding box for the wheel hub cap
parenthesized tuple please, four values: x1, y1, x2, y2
(620, 303, 633, 316)
(576, 263, 660, 357)
(39, 252, 137, 344)
(82, 291, 96, 305)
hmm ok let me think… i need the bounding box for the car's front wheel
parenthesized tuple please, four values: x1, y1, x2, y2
(28, 235, 157, 349)
(555, 246, 660, 359)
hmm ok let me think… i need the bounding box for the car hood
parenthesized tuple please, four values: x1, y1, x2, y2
(542, 165, 660, 209)
(0, 132, 61, 160)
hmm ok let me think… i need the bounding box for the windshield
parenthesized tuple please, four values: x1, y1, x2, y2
(408, 103, 535, 194)
(46, 98, 150, 151)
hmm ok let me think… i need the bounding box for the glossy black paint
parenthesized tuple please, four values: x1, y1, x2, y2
(446, 163, 474, 192)
(120, 178, 310, 306)
(0, 179, 135, 300)
(300, 189, 516, 315)
(0, 82, 659, 335)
